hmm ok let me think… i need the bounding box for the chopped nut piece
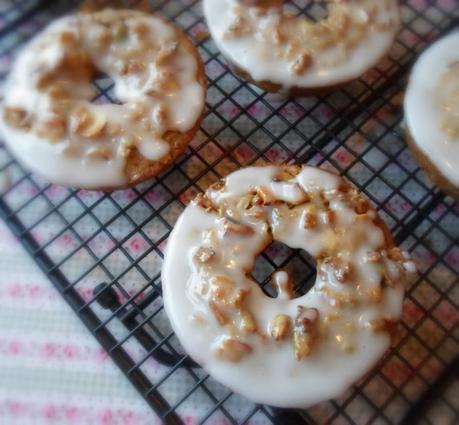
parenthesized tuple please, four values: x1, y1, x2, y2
(59, 31, 77, 46)
(122, 60, 146, 75)
(147, 70, 178, 94)
(272, 166, 301, 182)
(35, 71, 58, 90)
(354, 197, 369, 214)
(365, 251, 382, 263)
(366, 318, 397, 340)
(382, 262, 402, 287)
(152, 103, 168, 127)
(256, 186, 276, 205)
(320, 256, 353, 283)
(112, 21, 128, 41)
(323, 312, 339, 323)
(338, 181, 351, 193)
(222, 219, 254, 236)
(157, 41, 179, 64)
(105, 121, 121, 137)
(47, 84, 68, 99)
(303, 212, 317, 229)
(194, 281, 209, 297)
(61, 50, 94, 80)
(214, 337, 252, 362)
(335, 333, 354, 353)
(271, 314, 291, 341)
(272, 27, 285, 44)
(239, 310, 257, 333)
(195, 194, 216, 212)
(70, 105, 106, 138)
(94, 29, 111, 50)
(62, 143, 81, 157)
(36, 115, 66, 141)
(3, 107, 33, 131)
(138, 116, 152, 131)
(209, 301, 228, 325)
(369, 287, 382, 303)
(224, 16, 252, 38)
(86, 147, 112, 160)
(320, 210, 335, 225)
(229, 288, 250, 308)
(325, 10, 350, 35)
(190, 313, 206, 325)
(133, 22, 150, 38)
(236, 193, 255, 211)
(194, 246, 215, 264)
(211, 275, 234, 300)
(120, 135, 135, 158)
(292, 306, 319, 360)
(246, 206, 266, 219)
(320, 287, 355, 306)
(209, 180, 225, 191)
(289, 52, 312, 75)
(334, 261, 353, 283)
(126, 102, 146, 120)
(388, 247, 403, 262)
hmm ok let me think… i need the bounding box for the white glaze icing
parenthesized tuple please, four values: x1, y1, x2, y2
(404, 31, 459, 187)
(162, 165, 415, 408)
(203, 0, 400, 91)
(0, 10, 205, 189)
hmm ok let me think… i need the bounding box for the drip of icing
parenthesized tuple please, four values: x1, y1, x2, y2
(162, 166, 414, 408)
(272, 270, 292, 300)
(203, 0, 400, 90)
(0, 11, 205, 188)
(404, 32, 459, 186)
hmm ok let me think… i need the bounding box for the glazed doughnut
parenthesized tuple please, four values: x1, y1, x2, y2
(404, 32, 459, 200)
(203, 0, 400, 95)
(0, 9, 206, 189)
(162, 165, 416, 408)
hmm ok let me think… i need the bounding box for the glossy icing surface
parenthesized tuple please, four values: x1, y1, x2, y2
(0, 10, 205, 188)
(162, 166, 415, 407)
(203, 0, 400, 90)
(404, 32, 459, 186)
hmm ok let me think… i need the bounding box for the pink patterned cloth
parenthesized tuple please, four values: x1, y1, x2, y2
(0, 220, 161, 425)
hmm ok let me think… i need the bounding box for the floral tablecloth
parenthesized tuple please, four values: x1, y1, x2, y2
(0, 219, 160, 425)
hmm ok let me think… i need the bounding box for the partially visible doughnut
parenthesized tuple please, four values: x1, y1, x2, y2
(404, 32, 459, 200)
(162, 165, 416, 408)
(203, 0, 400, 95)
(0, 9, 206, 189)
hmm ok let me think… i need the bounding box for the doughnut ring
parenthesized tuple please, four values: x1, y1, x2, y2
(404, 32, 459, 200)
(0, 9, 206, 189)
(203, 0, 400, 95)
(162, 165, 416, 407)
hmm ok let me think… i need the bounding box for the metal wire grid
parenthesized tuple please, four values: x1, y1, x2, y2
(0, 0, 457, 424)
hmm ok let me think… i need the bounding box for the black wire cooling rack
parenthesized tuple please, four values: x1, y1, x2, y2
(0, 1, 458, 424)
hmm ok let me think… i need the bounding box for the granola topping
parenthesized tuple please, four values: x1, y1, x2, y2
(293, 307, 319, 360)
(163, 165, 415, 407)
(204, 0, 400, 90)
(0, 9, 205, 188)
(270, 314, 291, 341)
(404, 32, 459, 189)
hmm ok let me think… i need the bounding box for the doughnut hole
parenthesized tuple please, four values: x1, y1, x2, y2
(284, 0, 328, 23)
(92, 73, 122, 105)
(251, 241, 317, 299)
